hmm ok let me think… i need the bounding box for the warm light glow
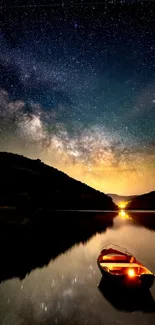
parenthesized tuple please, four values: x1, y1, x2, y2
(128, 269, 135, 277)
(118, 210, 131, 219)
(118, 202, 128, 209)
(119, 210, 126, 218)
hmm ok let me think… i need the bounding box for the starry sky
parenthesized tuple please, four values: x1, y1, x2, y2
(0, 1, 155, 195)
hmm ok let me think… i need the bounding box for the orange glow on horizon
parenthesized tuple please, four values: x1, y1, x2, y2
(118, 202, 128, 209)
(13, 142, 155, 196)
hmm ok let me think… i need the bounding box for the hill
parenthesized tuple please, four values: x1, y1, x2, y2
(127, 191, 155, 210)
(0, 152, 117, 212)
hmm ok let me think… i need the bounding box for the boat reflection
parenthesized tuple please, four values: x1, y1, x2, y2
(98, 277, 155, 313)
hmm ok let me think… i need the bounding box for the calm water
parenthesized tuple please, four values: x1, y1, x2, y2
(0, 211, 155, 325)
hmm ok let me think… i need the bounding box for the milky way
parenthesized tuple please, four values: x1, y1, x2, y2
(0, 1, 155, 195)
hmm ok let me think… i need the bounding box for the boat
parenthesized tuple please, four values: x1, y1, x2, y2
(97, 244, 154, 288)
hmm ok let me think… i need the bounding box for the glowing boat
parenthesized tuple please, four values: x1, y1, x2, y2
(97, 244, 154, 288)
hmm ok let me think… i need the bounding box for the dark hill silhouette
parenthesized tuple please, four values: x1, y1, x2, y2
(0, 152, 116, 211)
(127, 191, 155, 210)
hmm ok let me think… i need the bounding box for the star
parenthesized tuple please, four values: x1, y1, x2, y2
(0, 2, 155, 195)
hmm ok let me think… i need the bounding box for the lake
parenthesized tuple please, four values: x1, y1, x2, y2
(0, 210, 155, 325)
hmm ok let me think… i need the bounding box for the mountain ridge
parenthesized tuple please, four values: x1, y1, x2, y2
(127, 191, 155, 210)
(0, 152, 117, 211)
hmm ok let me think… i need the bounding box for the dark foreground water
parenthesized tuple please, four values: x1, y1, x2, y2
(0, 210, 155, 325)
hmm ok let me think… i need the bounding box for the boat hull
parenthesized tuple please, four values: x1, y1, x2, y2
(98, 263, 154, 289)
(97, 245, 155, 289)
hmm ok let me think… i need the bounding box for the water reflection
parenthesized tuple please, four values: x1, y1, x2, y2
(1, 210, 155, 283)
(131, 212, 155, 231)
(118, 210, 132, 220)
(0, 211, 117, 283)
(98, 278, 155, 313)
(115, 210, 155, 232)
(1, 211, 155, 325)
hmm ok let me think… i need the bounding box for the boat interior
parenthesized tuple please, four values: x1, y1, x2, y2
(101, 253, 134, 263)
(99, 253, 153, 276)
(100, 263, 152, 276)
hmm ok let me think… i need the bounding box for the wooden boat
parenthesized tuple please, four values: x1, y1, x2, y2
(97, 244, 154, 288)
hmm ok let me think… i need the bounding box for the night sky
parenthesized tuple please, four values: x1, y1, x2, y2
(0, 1, 155, 195)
